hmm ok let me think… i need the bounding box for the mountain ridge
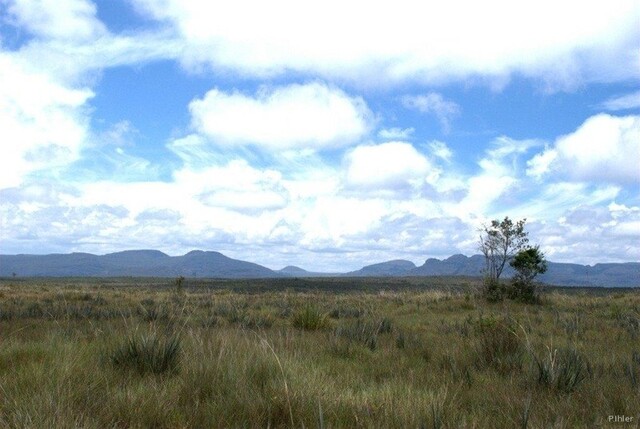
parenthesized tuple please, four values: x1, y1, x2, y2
(0, 250, 638, 286)
(0, 250, 278, 278)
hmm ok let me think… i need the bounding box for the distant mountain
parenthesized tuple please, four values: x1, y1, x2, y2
(1, 250, 638, 286)
(407, 254, 640, 287)
(540, 261, 640, 287)
(411, 254, 485, 276)
(0, 250, 278, 278)
(346, 259, 417, 277)
(277, 265, 340, 277)
(278, 266, 311, 276)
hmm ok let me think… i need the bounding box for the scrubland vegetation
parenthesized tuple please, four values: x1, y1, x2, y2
(0, 277, 638, 428)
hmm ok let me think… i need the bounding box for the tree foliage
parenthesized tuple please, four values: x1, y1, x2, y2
(510, 246, 547, 284)
(479, 217, 529, 281)
(509, 246, 547, 303)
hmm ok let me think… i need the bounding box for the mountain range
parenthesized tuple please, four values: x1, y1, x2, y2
(0, 250, 638, 287)
(0, 250, 277, 278)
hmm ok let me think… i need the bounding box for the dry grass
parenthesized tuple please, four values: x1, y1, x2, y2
(0, 277, 638, 428)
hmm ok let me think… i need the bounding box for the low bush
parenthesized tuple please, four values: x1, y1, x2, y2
(533, 346, 590, 393)
(481, 277, 505, 302)
(475, 317, 524, 373)
(328, 305, 365, 319)
(333, 318, 393, 352)
(110, 332, 181, 375)
(292, 304, 329, 330)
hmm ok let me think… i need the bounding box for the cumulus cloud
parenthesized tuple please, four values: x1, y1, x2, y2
(344, 142, 433, 191)
(5, 0, 107, 42)
(527, 114, 640, 184)
(131, 0, 640, 87)
(402, 93, 460, 133)
(189, 83, 372, 150)
(0, 53, 93, 189)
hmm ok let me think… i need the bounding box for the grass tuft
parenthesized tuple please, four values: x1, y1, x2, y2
(292, 304, 329, 330)
(110, 332, 181, 375)
(533, 345, 590, 393)
(475, 316, 524, 373)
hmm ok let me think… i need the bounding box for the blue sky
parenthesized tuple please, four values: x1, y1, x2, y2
(0, 0, 639, 271)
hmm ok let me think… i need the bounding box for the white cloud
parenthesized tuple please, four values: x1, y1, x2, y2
(199, 190, 286, 211)
(3, 0, 639, 271)
(174, 160, 287, 213)
(534, 201, 640, 263)
(429, 141, 453, 162)
(454, 137, 540, 217)
(378, 127, 414, 140)
(98, 121, 139, 147)
(0, 53, 93, 189)
(525, 147, 557, 179)
(131, 0, 640, 87)
(3, 0, 182, 85)
(189, 83, 372, 150)
(505, 182, 621, 222)
(345, 142, 432, 190)
(6, 0, 107, 42)
(527, 114, 640, 184)
(600, 91, 640, 111)
(402, 93, 460, 132)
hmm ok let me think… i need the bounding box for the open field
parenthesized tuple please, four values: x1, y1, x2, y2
(1, 277, 639, 428)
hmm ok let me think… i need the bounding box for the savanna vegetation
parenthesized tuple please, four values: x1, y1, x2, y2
(0, 277, 638, 428)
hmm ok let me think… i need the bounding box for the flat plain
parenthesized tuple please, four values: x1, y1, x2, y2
(0, 277, 638, 428)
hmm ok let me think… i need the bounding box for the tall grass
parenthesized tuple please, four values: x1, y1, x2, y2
(110, 332, 181, 375)
(0, 278, 638, 427)
(532, 345, 590, 392)
(474, 316, 524, 373)
(291, 304, 328, 330)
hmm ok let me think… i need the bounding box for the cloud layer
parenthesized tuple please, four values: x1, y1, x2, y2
(133, 0, 640, 87)
(0, 0, 638, 271)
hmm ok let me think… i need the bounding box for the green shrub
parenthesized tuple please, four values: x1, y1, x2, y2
(333, 318, 393, 352)
(481, 277, 505, 302)
(475, 317, 524, 373)
(240, 312, 274, 329)
(328, 305, 365, 319)
(507, 278, 542, 304)
(533, 346, 590, 393)
(110, 333, 181, 375)
(292, 304, 328, 330)
(137, 304, 166, 322)
(377, 317, 393, 334)
(509, 246, 547, 304)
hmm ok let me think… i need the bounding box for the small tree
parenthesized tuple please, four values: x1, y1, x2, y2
(479, 217, 529, 281)
(509, 246, 547, 303)
(479, 217, 529, 301)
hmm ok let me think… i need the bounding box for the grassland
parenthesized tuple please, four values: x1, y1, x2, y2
(0, 277, 638, 428)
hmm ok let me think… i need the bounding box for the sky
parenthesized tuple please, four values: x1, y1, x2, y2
(0, 0, 639, 271)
